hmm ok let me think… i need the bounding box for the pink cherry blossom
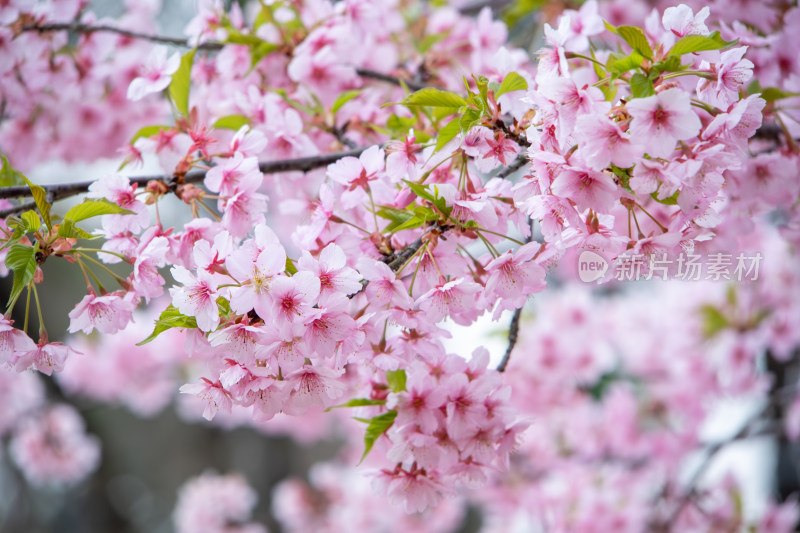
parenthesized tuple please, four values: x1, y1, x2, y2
(627, 88, 702, 159)
(170, 266, 220, 332)
(179, 378, 232, 421)
(127, 45, 181, 101)
(68, 290, 137, 335)
(9, 404, 100, 487)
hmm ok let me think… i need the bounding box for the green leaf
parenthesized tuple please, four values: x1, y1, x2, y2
(495, 71, 528, 99)
(250, 42, 279, 69)
(224, 30, 263, 46)
(57, 219, 95, 240)
(285, 257, 298, 275)
(331, 90, 362, 114)
(699, 304, 728, 338)
(403, 180, 436, 203)
(20, 210, 40, 231)
(386, 369, 407, 392)
(760, 87, 800, 103)
(668, 31, 737, 57)
(402, 88, 467, 109)
(418, 30, 450, 54)
(474, 74, 490, 107)
(652, 56, 683, 74)
(5, 242, 38, 310)
(325, 398, 387, 412)
(630, 72, 655, 98)
(137, 304, 198, 345)
(616, 25, 653, 59)
(436, 117, 462, 152)
(359, 410, 398, 462)
(21, 176, 52, 231)
(376, 206, 415, 224)
(64, 199, 134, 223)
(376, 206, 418, 233)
(0, 154, 26, 187)
(391, 214, 426, 232)
(386, 114, 417, 137)
(650, 190, 679, 205)
(130, 125, 172, 145)
(212, 114, 251, 131)
(607, 51, 645, 74)
(169, 49, 196, 117)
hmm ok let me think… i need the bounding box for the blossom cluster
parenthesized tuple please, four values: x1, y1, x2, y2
(0, 0, 798, 527)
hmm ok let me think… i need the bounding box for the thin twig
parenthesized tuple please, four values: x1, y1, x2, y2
(496, 307, 522, 373)
(495, 153, 529, 180)
(355, 68, 429, 92)
(0, 148, 368, 212)
(654, 401, 777, 531)
(21, 22, 224, 50)
(21, 24, 433, 93)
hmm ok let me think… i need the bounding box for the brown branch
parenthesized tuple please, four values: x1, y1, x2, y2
(355, 68, 429, 92)
(21, 24, 433, 93)
(20, 22, 224, 50)
(496, 307, 522, 372)
(495, 153, 529, 179)
(0, 147, 368, 217)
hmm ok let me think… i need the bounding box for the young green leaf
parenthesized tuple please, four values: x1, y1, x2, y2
(436, 116, 462, 152)
(169, 49, 196, 117)
(0, 154, 26, 187)
(57, 219, 95, 240)
(5, 242, 38, 310)
(332, 90, 362, 114)
(20, 210, 40, 232)
(64, 199, 134, 223)
(699, 304, 728, 338)
(325, 398, 387, 412)
(21, 176, 52, 230)
(607, 51, 645, 74)
(130, 125, 172, 145)
(668, 31, 737, 57)
(285, 257, 298, 275)
(417, 30, 450, 54)
(495, 72, 529, 98)
(376, 206, 416, 224)
(212, 115, 251, 131)
(402, 88, 467, 109)
(630, 72, 656, 98)
(137, 304, 198, 345)
(386, 369, 407, 392)
(250, 42, 279, 69)
(616, 25, 653, 59)
(651, 190, 679, 205)
(760, 87, 800, 103)
(403, 180, 436, 203)
(359, 410, 398, 462)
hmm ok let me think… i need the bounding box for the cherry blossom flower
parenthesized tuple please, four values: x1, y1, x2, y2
(14, 341, 79, 376)
(68, 290, 137, 335)
(170, 266, 220, 332)
(127, 45, 181, 101)
(179, 378, 232, 421)
(327, 145, 386, 208)
(627, 88, 702, 159)
(662, 5, 710, 37)
(9, 404, 100, 487)
(550, 163, 618, 212)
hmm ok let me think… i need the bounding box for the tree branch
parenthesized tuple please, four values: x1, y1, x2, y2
(21, 24, 433, 92)
(354, 68, 429, 92)
(496, 307, 522, 373)
(20, 22, 224, 50)
(495, 153, 529, 180)
(0, 147, 368, 217)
